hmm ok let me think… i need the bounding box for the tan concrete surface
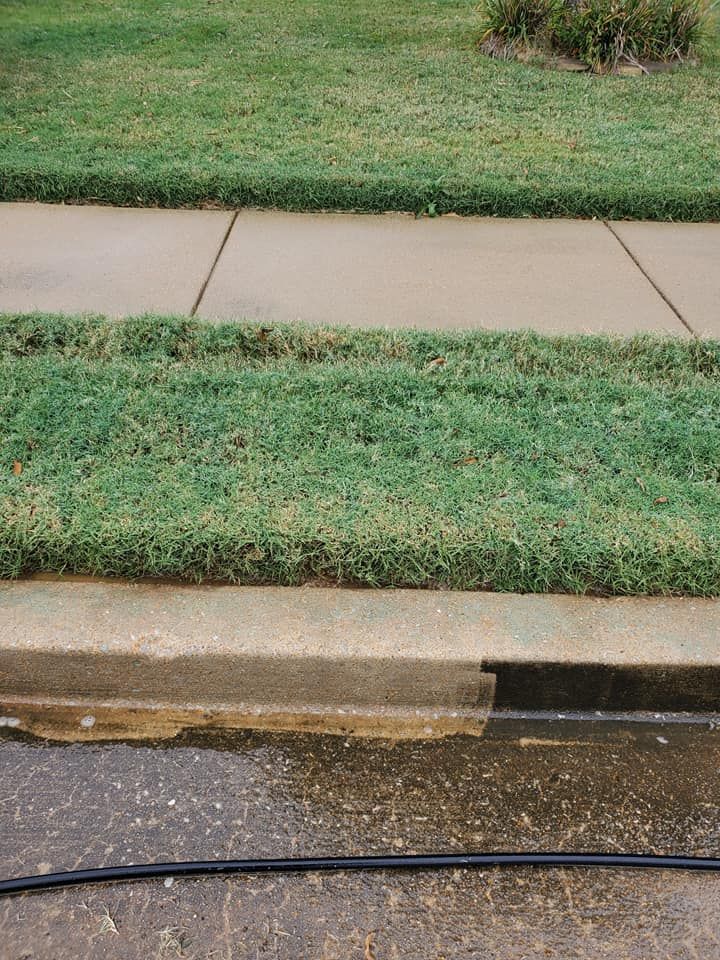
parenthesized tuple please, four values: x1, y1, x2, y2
(0, 202, 232, 315)
(1, 582, 719, 736)
(610, 221, 720, 336)
(0, 581, 496, 739)
(3, 579, 719, 666)
(197, 211, 685, 333)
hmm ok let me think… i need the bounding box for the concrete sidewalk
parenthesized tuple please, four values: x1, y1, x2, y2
(2, 202, 719, 335)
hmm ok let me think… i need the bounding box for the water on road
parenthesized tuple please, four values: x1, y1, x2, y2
(1, 715, 719, 959)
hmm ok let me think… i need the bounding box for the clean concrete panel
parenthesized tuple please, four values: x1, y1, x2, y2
(610, 221, 720, 337)
(199, 211, 683, 333)
(0, 202, 232, 315)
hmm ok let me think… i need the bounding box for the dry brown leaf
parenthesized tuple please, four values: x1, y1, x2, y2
(555, 519, 567, 528)
(654, 496, 669, 505)
(364, 931, 377, 960)
(12, 460, 22, 476)
(455, 456, 479, 466)
(427, 356, 446, 369)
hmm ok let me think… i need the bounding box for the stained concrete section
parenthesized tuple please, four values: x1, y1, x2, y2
(610, 221, 720, 336)
(0, 202, 232, 315)
(197, 211, 684, 333)
(0, 580, 497, 740)
(2, 582, 720, 733)
(1, 718, 720, 958)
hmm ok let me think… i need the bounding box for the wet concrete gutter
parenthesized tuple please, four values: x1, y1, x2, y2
(1, 580, 718, 740)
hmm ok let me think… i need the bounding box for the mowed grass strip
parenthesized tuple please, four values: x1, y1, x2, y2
(2, 314, 720, 595)
(0, 0, 719, 220)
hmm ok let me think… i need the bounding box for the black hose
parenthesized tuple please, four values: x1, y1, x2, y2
(2, 852, 720, 897)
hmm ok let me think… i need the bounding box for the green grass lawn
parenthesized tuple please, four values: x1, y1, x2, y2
(1, 0, 719, 219)
(2, 313, 720, 594)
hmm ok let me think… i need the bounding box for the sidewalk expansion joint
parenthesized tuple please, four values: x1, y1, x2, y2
(190, 209, 239, 316)
(603, 220, 696, 338)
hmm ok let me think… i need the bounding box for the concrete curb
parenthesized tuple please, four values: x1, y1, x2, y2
(1, 581, 719, 740)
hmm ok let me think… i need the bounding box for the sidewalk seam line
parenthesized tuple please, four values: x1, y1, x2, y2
(603, 221, 697, 338)
(190, 210, 239, 317)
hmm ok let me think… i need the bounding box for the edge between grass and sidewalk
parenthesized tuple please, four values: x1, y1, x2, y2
(3, 168, 719, 223)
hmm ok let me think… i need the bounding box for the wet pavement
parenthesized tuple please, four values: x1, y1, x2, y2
(1, 716, 719, 959)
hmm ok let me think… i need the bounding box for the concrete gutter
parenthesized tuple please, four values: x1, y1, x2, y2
(1, 581, 718, 740)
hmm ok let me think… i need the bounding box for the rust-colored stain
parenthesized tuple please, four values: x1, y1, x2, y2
(0, 697, 490, 744)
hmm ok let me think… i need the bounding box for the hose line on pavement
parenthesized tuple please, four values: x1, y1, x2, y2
(2, 852, 720, 897)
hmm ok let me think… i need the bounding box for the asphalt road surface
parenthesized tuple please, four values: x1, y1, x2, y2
(1, 715, 719, 959)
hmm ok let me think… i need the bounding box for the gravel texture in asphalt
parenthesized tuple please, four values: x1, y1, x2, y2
(1, 715, 719, 958)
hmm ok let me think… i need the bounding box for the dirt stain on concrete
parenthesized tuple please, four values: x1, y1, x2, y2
(0, 696, 489, 743)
